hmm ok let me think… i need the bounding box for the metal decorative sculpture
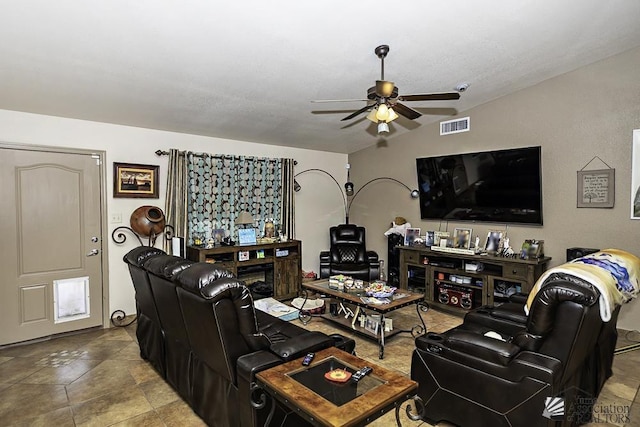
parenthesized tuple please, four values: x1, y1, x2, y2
(110, 205, 174, 326)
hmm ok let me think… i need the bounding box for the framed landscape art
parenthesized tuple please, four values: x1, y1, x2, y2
(113, 162, 159, 198)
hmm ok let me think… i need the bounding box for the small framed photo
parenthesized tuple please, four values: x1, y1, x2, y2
(212, 229, 226, 244)
(238, 251, 250, 261)
(484, 231, 503, 253)
(425, 231, 435, 247)
(238, 228, 257, 245)
(454, 228, 472, 249)
(434, 231, 450, 247)
(113, 162, 159, 198)
(521, 239, 544, 259)
(404, 228, 421, 246)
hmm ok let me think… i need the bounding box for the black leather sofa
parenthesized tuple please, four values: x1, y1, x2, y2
(123, 246, 355, 427)
(410, 272, 619, 427)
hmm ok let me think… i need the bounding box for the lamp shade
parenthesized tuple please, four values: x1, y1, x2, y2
(235, 211, 254, 225)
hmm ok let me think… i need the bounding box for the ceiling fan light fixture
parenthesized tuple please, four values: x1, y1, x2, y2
(375, 103, 390, 121)
(366, 108, 378, 123)
(377, 122, 390, 134)
(387, 107, 399, 122)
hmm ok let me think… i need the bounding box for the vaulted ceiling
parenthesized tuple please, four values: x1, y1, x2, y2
(1, 1, 639, 154)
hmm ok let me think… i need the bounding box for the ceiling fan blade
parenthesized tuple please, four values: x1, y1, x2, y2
(311, 99, 368, 103)
(341, 104, 373, 121)
(375, 80, 395, 97)
(393, 102, 422, 120)
(399, 92, 461, 102)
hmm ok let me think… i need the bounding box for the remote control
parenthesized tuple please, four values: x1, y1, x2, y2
(352, 366, 373, 382)
(302, 352, 315, 366)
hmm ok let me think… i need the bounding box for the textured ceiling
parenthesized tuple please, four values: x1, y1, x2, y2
(1, 1, 639, 154)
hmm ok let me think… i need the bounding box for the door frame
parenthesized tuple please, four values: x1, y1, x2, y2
(0, 141, 110, 329)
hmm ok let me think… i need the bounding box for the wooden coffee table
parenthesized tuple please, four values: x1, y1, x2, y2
(254, 346, 418, 427)
(300, 279, 427, 359)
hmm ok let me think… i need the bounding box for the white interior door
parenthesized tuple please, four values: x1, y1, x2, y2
(0, 145, 105, 345)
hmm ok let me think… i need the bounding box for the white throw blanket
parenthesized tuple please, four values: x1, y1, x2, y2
(525, 249, 640, 322)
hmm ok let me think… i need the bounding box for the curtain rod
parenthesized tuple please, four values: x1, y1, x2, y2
(155, 149, 295, 163)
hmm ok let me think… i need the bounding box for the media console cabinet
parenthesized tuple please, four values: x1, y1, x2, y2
(398, 246, 551, 314)
(186, 240, 301, 300)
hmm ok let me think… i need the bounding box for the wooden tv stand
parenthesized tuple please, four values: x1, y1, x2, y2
(398, 246, 551, 315)
(186, 240, 301, 300)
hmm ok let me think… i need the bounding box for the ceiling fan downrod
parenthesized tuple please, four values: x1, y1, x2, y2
(375, 45, 389, 81)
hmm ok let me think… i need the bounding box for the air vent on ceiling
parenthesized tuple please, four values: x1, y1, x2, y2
(440, 117, 470, 135)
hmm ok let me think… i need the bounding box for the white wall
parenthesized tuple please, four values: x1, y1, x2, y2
(0, 109, 347, 319)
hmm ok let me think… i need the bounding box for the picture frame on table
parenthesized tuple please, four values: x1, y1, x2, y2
(212, 229, 226, 245)
(454, 228, 472, 249)
(238, 228, 257, 245)
(425, 231, 435, 247)
(404, 228, 421, 246)
(484, 231, 503, 253)
(434, 231, 450, 247)
(113, 162, 159, 198)
(521, 239, 544, 259)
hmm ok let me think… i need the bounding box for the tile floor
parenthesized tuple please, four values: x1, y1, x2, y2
(0, 306, 638, 426)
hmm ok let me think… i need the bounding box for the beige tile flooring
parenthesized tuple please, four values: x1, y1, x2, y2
(0, 306, 638, 426)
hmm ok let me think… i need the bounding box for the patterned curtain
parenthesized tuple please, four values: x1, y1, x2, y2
(280, 159, 295, 239)
(186, 152, 291, 244)
(164, 149, 188, 253)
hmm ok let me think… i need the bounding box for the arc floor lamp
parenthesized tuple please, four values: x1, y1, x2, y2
(294, 169, 419, 224)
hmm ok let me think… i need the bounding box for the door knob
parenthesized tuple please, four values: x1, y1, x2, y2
(91, 236, 100, 243)
(86, 249, 99, 256)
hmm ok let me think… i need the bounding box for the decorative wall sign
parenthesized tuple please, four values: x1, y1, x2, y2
(577, 169, 614, 208)
(576, 155, 614, 208)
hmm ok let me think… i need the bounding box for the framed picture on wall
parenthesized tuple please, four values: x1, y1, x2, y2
(113, 162, 159, 198)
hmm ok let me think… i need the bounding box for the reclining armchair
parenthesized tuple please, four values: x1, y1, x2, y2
(319, 224, 380, 282)
(411, 273, 618, 427)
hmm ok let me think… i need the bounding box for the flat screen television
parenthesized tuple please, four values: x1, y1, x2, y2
(416, 146, 543, 225)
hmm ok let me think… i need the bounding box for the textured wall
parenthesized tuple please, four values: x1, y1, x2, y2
(347, 46, 640, 330)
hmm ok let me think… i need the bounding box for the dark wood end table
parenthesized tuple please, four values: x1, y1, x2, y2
(253, 346, 418, 427)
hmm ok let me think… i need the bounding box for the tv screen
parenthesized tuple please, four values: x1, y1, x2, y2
(416, 146, 543, 225)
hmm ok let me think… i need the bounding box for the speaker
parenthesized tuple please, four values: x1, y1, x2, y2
(566, 247, 600, 262)
(437, 283, 474, 309)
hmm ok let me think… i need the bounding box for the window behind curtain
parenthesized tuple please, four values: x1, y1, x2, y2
(186, 153, 283, 244)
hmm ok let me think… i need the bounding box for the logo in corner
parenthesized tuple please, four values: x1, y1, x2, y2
(542, 396, 565, 420)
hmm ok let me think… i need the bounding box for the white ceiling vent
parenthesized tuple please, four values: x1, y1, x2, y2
(440, 117, 470, 135)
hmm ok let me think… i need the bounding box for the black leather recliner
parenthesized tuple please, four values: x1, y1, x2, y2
(123, 247, 355, 427)
(319, 224, 380, 282)
(411, 273, 618, 427)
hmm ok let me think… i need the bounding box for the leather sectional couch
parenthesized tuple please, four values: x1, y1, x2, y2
(123, 246, 355, 427)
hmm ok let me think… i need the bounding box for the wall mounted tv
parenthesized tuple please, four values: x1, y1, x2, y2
(416, 146, 543, 225)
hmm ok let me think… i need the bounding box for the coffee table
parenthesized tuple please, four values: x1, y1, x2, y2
(253, 346, 418, 427)
(300, 279, 427, 359)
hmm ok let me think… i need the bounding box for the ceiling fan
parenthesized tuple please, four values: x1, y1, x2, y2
(313, 45, 461, 133)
